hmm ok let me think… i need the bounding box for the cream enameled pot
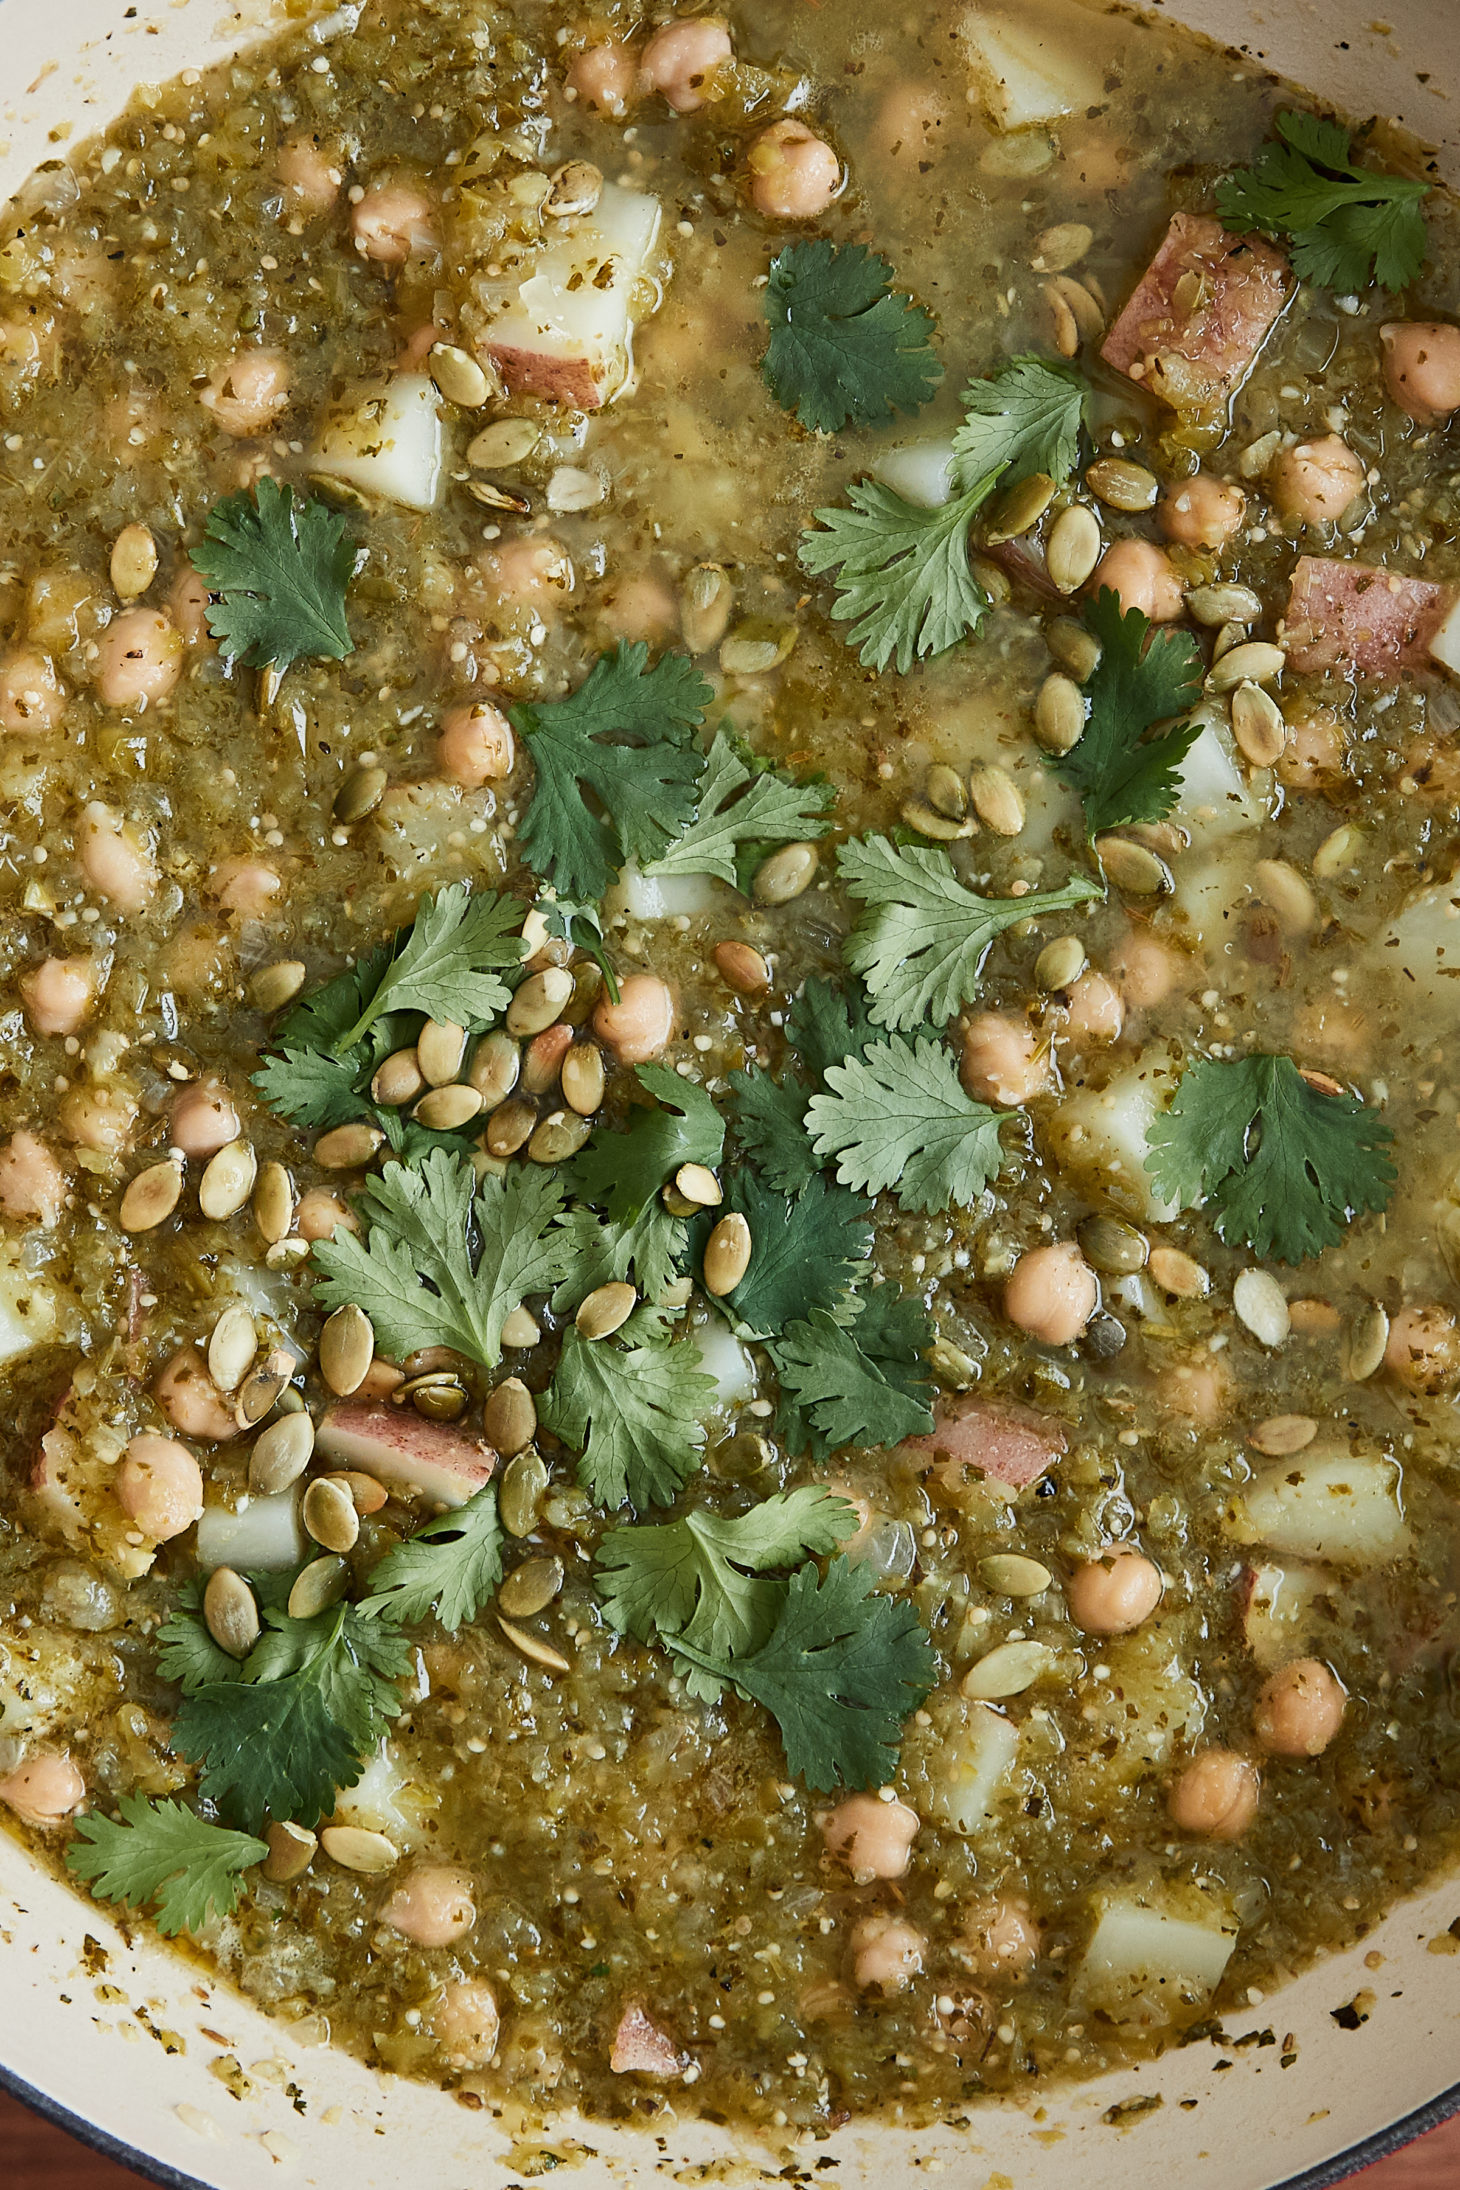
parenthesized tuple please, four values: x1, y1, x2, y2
(2, 2, 1459, 2184)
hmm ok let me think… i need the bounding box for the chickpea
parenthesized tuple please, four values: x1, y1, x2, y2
(566, 42, 640, 116)
(1109, 928, 1188, 1011)
(78, 802, 157, 912)
(1254, 1658, 1346, 1757)
(0, 1130, 67, 1226)
(1067, 1548, 1163, 1634)
(277, 137, 342, 214)
(818, 1793, 919, 1880)
(1385, 1304, 1460, 1395)
(170, 562, 214, 645)
(154, 1344, 240, 1444)
(1060, 970, 1124, 1045)
(116, 1433, 204, 1542)
(95, 609, 184, 710)
(593, 973, 676, 1065)
(1004, 1241, 1097, 1346)
(0, 647, 65, 732)
(874, 83, 950, 167)
(0, 1750, 85, 1826)
(169, 1081, 241, 1159)
(594, 571, 680, 646)
(58, 1086, 136, 1159)
(639, 19, 733, 113)
(1278, 701, 1346, 791)
(849, 1914, 925, 1994)
(199, 350, 291, 439)
(213, 858, 283, 920)
(20, 955, 95, 1038)
(434, 1978, 500, 2067)
(1090, 538, 1184, 621)
(481, 535, 574, 617)
(1269, 435, 1365, 527)
(747, 121, 842, 221)
(437, 700, 515, 788)
(352, 180, 437, 263)
(1168, 1749, 1260, 1839)
(296, 1187, 359, 1243)
(1158, 1356, 1233, 1422)
(1380, 320, 1460, 426)
(380, 1863, 477, 1946)
(960, 1012, 1050, 1106)
(959, 1896, 1040, 1978)
(1157, 473, 1246, 552)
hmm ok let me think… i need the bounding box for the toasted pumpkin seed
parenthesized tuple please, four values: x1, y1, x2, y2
(415, 1083, 486, 1131)
(1187, 581, 1262, 628)
(498, 1617, 571, 1674)
(120, 1158, 183, 1233)
(978, 1554, 1054, 1597)
(468, 1030, 521, 1110)
(1233, 1267, 1290, 1347)
(486, 1098, 537, 1158)
(428, 340, 490, 408)
(235, 1348, 296, 1430)
(467, 478, 532, 515)
(925, 762, 968, 821)
(1085, 457, 1158, 512)
(327, 1470, 389, 1516)
(1249, 1413, 1318, 1457)
(1046, 503, 1102, 592)
(319, 1824, 398, 1873)
(676, 1163, 722, 1208)
(1034, 671, 1087, 753)
(1207, 640, 1286, 693)
(413, 1380, 469, 1422)
(1231, 682, 1288, 766)
(1313, 820, 1362, 878)
(333, 763, 388, 825)
(1035, 934, 1087, 991)
(248, 959, 306, 1012)
(319, 1303, 375, 1398)
(499, 1447, 549, 1537)
(1077, 1214, 1148, 1274)
(561, 1041, 605, 1117)
(203, 1566, 261, 1659)
(1253, 858, 1316, 935)
(507, 966, 574, 1037)
(985, 469, 1056, 543)
(467, 417, 541, 468)
(417, 1019, 468, 1086)
(1148, 1246, 1209, 1298)
(680, 561, 734, 655)
(303, 1475, 360, 1554)
(544, 158, 603, 217)
(501, 1305, 541, 1349)
(199, 1138, 257, 1221)
(752, 841, 819, 906)
(1094, 836, 1172, 894)
(483, 1377, 536, 1456)
(1046, 618, 1101, 679)
(901, 797, 974, 842)
(248, 1408, 315, 1496)
(314, 1122, 384, 1170)
(704, 1212, 752, 1296)
(110, 522, 158, 600)
(263, 1819, 317, 1882)
(288, 1556, 349, 1622)
(961, 1639, 1056, 1700)
(372, 1048, 425, 1108)
(498, 1554, 565, 1617)
(253, 1161, 295, 1244)
(577, 1281, 638, 1340)
(1343, 1299, 1390, 1383)
(720, 618, 797, 677)
(528, 1108, 592, 1164)
(265, 1237, 311, 1270)
(969, 764, 1025, 837)
(208, 1303, 259, 1394)
(1031, 219, 1093, 272)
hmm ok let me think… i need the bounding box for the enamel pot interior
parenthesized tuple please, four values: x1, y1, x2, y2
(1, 2, 1459, 2187)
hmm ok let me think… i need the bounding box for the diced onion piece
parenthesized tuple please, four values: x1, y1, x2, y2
(606, 861, 730, 923)
(474, 183, 661, 410)
(1171, 714, 1265, 840)
(196, 1490, 306, 1573)
(1241, 1558, 1331, 1670)
(926, 1702, 1020, 1834)
(1430, 596, 1460, 679)
(328, 1740, 434, 1846)
(1076, 1896, 1238, 2027)
(693, 1318, 756, 1410)
(1047, 1049, 1182, 1221)
(1371, 876, 1460, 1005)
(960, 6, 1102, 131)
(871, 438, 958, 510)
(312, 373, 444, 510)
(1236, 1450, 1410, 1568)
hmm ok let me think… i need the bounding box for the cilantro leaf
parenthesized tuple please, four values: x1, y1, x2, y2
(771, 1290, 936, 1461)
(838, 834, 1104, 1031)
(672, 1556, 935, 1791)
(539, 895, 621, 1004)
(1144, 1051, 1397, 1263)
(800, 475, 991, 674)
(551, 1198, 688, 1313)
(807, 1035, 1007, 1213)
(540, 1314, 716, 1511)
(725, 1066, 821, 1195)
(173, 1599, 411, 1833)
(709, 1169, 873, 1340)
(251, 1046, 373, 1133)
(570, 1064, 725, 1228)
(595, 1484, 857, 1700)
(1050, 590, 1205, 837)
(312, 1152, 571, 1373)
(511, 643, 712, 901)
(359, 1484, 503, 1630)
(272, 937, 397, 1058)
(786, 976, 879, 1084)
(330, 883, 523, 1052)
(761, 239, 942, 434)
(157, 1586, 247, 1694)
(66, 1796, 267, 1938)
(645, 729, 834, 885)
(1215, 108, 1429, 292)
(950, 354, 1089, 494)
(194, 479, 355, 672)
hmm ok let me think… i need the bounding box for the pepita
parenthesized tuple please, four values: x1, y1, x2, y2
(507, 966, 574, 1037)
(467, 479, 532, 515)
(468, 1030, 521, 1109)
(704, 1212, 752, 1296)
(969, 764, 1025, 837)
(985, 469, 1056, 543)
(501, 1305, 541, 1349)
(1034, 671, 1087, 753)
(1031, 220, 1093, 273)
(199, 1138, 257, 1221)
(1207, 640, 1286, 693)
(1034, 934, 1087, 991)
(333, 763, 388, 825)
(1231, 681, 1288, 766)
(1046, 619, 1101, 680)
(1148, 1246, 1209, 1298)
(1050, 272, 1104, 340)
(372, 1047, 425, 1108)
(1093, 836, 1173, 895)
(676, 1162, 722, 1207)
(712, 941, 771, 996)
(248, 959, 306, 1012)
(314, 1121, 385, 1170)
(1085, 457, 1159, 512)
(120, 1158, 183, 1233)
(248, 1408, 315, 1496)
(497, 1554, 565, 1618)
(235, 1347, 296, 1430)
(499, 1447, 549, 1537)
(203, 1566, 261, 1659)
(110, 522, 159, 600)
(415, 1083, 486, 1131)
(319, 1824, 398, 1874)
(1313, 820, 1362, 878)
(263, 1820, 317, 1882)
(561, 1041, 606, 1117)
(978, 1554, 1054, 1597)
(752, 841, 819, 906)
(303, 1475, 361, 1554)
(1249, 1413, 1317, 1457)
(527, 1108, 592, 1164)
(498, 1617, 571, 1674)
(961, 1639, 1055, 1700)
(483, 1377, 537, 1456)
(487, 1098, 537, 1157)
(207, 1303, 259, 1394)
(413, 1380, 469, 1422)
(522, 1024, 572, 1096)
(253, 1160, 295, 1243)
(428, 340, 491, 409)
(319, 1303, 375, 1398)
(1077, 1213, 1148, 1274)
(287, 1555, 349, 1621)
(467, 417, 541, 468)
(1253, 858, 1316, 934)
(681, 561, 734, 655)
(417, 1019, 468, 1087)
(925, 762, 968, 821)
(544, 158, 603, 218)
(720, 619, 797, 678)
(1187, 581, 1261, 628)
(1343, 1299, 1390, 1383)
(1233, 1267, 1290, 1347)
(327, 1470, 389, 1516)
(902, 797, 974, 842)
(1045, 503, 1102, 593)
(576, 1281, 638, 1340)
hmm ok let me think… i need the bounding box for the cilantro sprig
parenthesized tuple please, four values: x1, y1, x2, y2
(800, 355, 1089, 672)
(194, 479, 356, 673)
(838, 834, 1104, 1031)
(510, 643, 712, 900)
(359, 1484, 504, 1630)
(645, 729, 834, 886)
(761, 240, 942, 434)
(1145, 1052, 1396, 1263)
(66, 1796, 268, 1937)
(542, 1311, 717, 1510)
(1216, 109, 1430, 293)
(770, 1288, 936, 1461)
(1052, 590, 1205, 838)
(807, 1034, 1007, 1213)
(707, 1169, 873, 1340)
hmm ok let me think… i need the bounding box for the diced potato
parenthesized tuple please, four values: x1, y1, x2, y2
(1242, 1558, 1333, 1669)
(1235, 1449, 1410, 1568)
(195, 1490, 307, 1574)
(606, 860, 731, 924)
(925, 1701, 1020, 1834)
(693, 1317, 757, 1410)
(1045, 1048, 1181, 1221)
(960, 4, 1101, 131)
(871, 437, 957, 510)
(471, 183, 661, 410)
(1171, 714, 1266, 840)
(0, 1239, 66, 1366)
(312, 372, 444, 510)
(327, 1739, 437, 1848)
(1370, 874, 1460, 1007)
(1430, 595, 1460, 678)
(1075, 1894, 1238, 2027)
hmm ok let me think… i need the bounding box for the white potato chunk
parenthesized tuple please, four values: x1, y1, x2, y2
(1242, 1559, 1332, 1670)
(1429, 596, 1460, 678)
(1171, 714, 1267, 840)
(1045, 1047, 1181, 1221)
(473, 183, 661, 410)
(960, 4, 1101, 130)
(1076, 1896, 1238, 2027)
(312, 373, 443, 510)
(871, 437, 958, 510)
(1235, 1449, 1409, 1568)
(925, 1701, 1020, 1834)
(1370, 871, 1460, 1007)
(328, 1740, 437, 1847)
(195, 1491, 307, 1574)
(0, 1241, 65, 1365)
(606, 860, 731, 923)
(693, 1317, 757, 1410)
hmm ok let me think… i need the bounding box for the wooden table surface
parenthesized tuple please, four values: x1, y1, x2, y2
(1, 2087, 1457, 2189)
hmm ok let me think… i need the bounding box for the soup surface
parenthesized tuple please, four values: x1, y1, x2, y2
(3, 0, 1460, 2139)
